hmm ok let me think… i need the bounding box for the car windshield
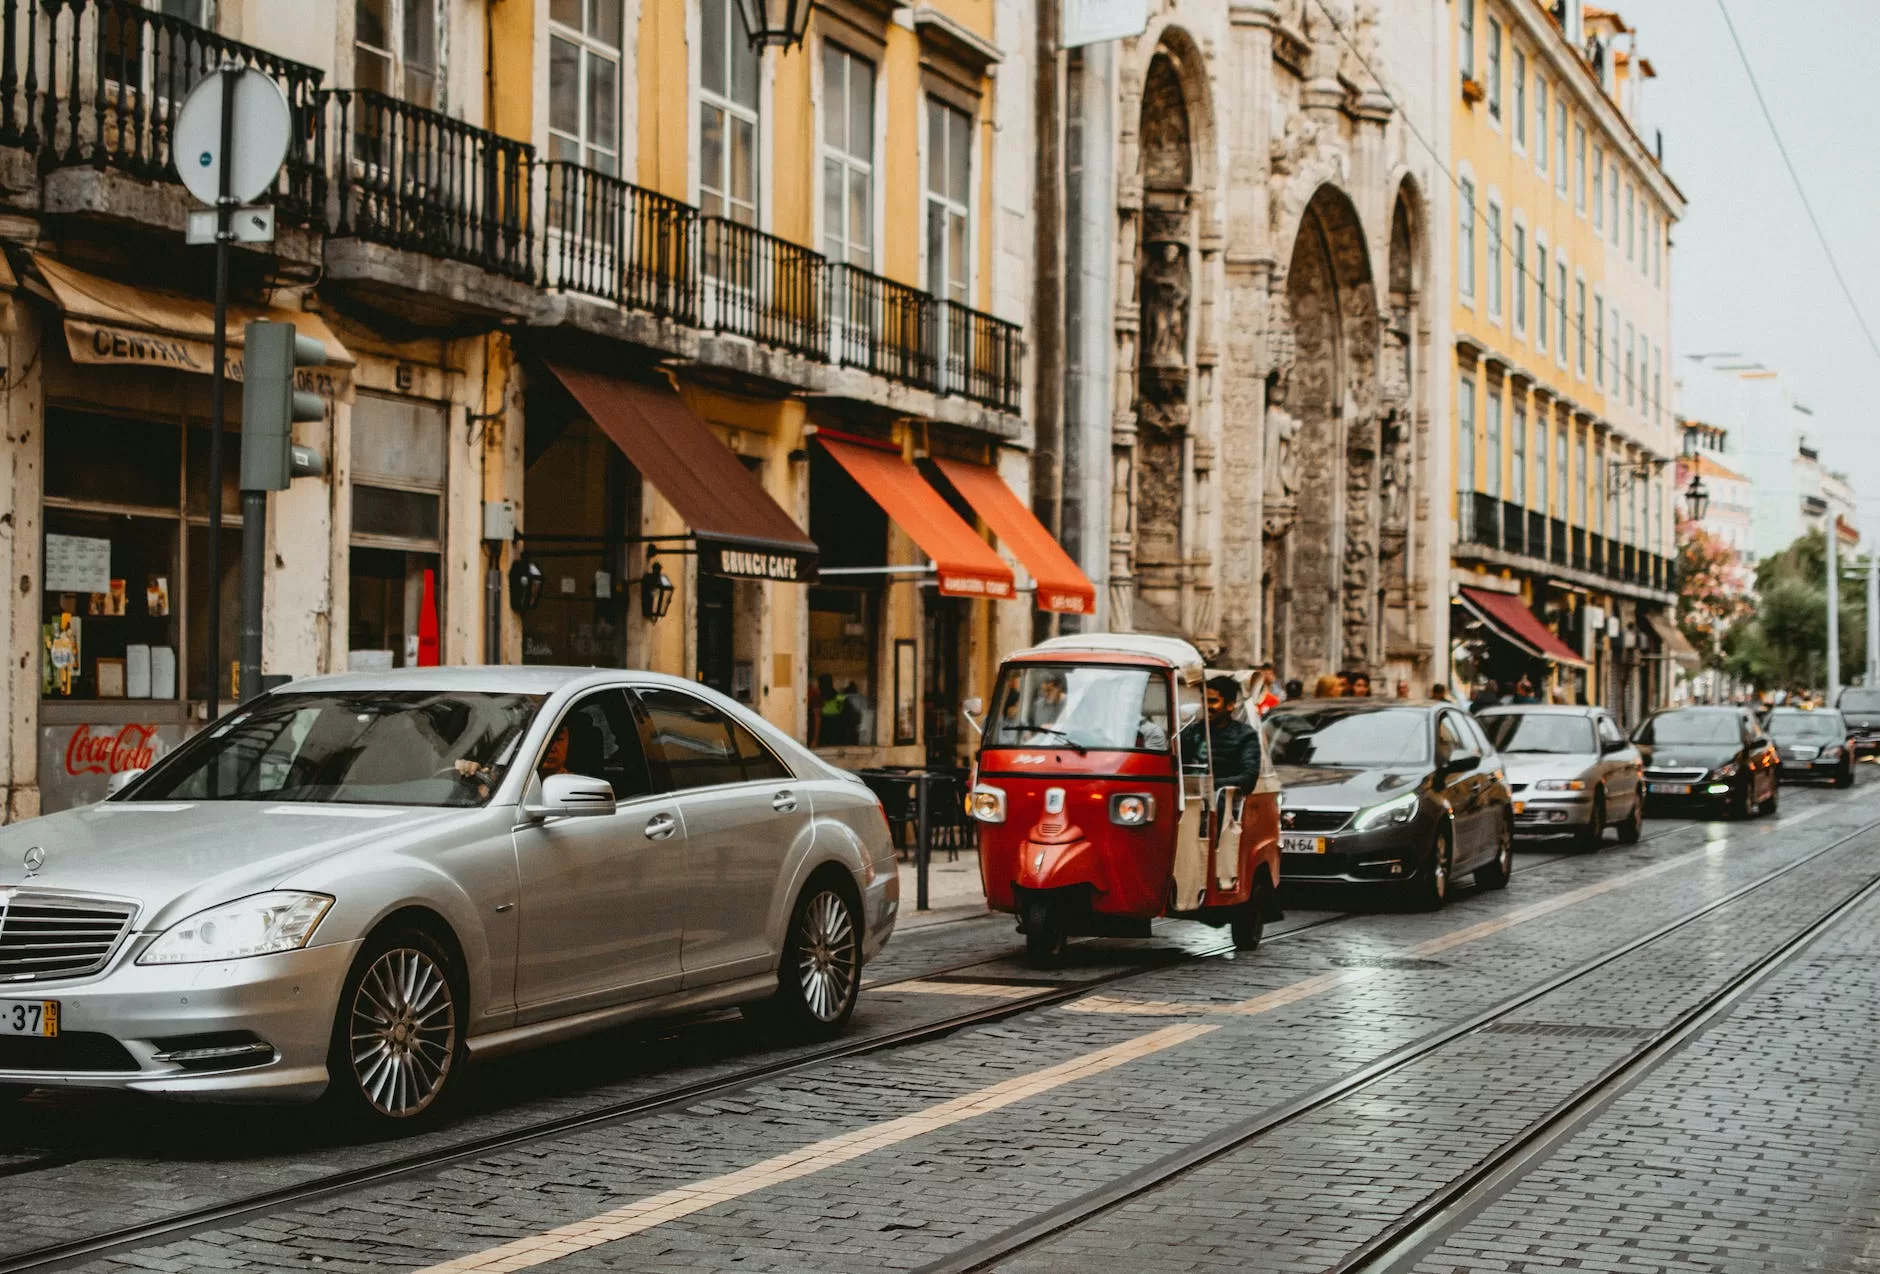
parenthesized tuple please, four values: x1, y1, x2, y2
(1635, 712, 1740, 746)
(1840, 689, 1880, 712)
(1263, 707, 1431, 768)
(1482, 714, 1597, 755)
(1767, 712, 1844, 742)
(128, 691, 545, 807)
(985, 664, 1170, 752)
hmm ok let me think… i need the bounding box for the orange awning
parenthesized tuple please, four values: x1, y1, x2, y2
(1457, 587, 1589, 668)
(930, 457, 1095, 614)
(817, 435, 1015, 600)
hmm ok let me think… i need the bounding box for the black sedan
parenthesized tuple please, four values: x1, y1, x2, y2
(1835, 687, 1880, 757)
(1767, 708, 1856, 788)
(1635, 705, 1779, 818)
(1263, 700, 1515, 909)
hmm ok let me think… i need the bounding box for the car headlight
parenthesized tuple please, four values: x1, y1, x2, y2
(138, 892, 334, 965)
(1110, 793, 1158, 826)
(968, 785, 1007, 824)
(1352, 791, 1420, 831)
(1820, 745, 1844, 760)
(1707, 760, 1740, 780)
(1534, 778, 1587, 791)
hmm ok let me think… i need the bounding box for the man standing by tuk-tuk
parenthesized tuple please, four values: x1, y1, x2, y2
(1182, 675, 1264, 809)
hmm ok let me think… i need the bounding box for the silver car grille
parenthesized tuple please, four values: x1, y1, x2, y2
(1645, 767, 1708, 783)
(1779, 745, 1820, 761)
(0, 890, 137, 983)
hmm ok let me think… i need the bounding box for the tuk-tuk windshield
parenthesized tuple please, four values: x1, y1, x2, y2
(986, 663, 1172, 752)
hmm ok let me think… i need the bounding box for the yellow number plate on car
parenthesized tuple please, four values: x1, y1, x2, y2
(0, 1000, 57, 1038)
(1280, 835, 1326, 854)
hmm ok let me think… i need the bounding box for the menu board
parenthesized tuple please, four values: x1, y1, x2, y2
(45, 534, 112, 594)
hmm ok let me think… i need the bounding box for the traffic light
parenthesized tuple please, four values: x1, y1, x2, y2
(240, 320, 327, 491)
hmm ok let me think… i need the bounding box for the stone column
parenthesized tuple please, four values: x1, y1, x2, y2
(0, 298, 44, 822)
(1110, 57, 1145, 630)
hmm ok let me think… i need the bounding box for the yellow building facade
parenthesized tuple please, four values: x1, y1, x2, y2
(1449, 0, 1686, 720)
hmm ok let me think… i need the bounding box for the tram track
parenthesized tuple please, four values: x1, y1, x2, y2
(918, 803, 1880, 1274)
(0, 805, 1806, 1272)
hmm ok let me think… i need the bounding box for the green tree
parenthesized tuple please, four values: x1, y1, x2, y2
(1720, 530, 1866, 692)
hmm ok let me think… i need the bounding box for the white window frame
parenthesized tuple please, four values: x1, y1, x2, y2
(697, 0, 761, 227)
(1593, 292, 1605, 388)
(1512, 400, 1527, 507)
(1459, 373, 1477, 494)
(1555, 420, 1569, 518)
(1535, 410, 1549, 517)
(1574, 125, 1587, 213)
(819, 41, 877, 271)
(1534, 236, 1548, 352)
(1574, 273, 1588, 378)
(1592, 144, 1604, 230)
(1512, 47, 1527, 149)
(1486, 387, 1503, 499)
(1459, 0, 1475, 81)
(1555, 258, 1569, 368)
(1555, 100, 1568, 195)
(1458, 175, 1477, 304)
(1485, 197, 1503, 322)
(1624, 319, 1636, 407)
(1512, 218, 1527, 338)
(1486, 16, 1503, 121)
(353, 0, 444, 110)
(547, 0, 624, 174)
(1534, 74, 1548, 175)
(924, 95, 975, 306)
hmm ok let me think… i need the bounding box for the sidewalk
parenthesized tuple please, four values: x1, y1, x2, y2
(894, 847, 991, 930)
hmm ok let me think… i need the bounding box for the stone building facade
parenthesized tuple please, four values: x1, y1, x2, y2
(1060, 0, 1450, 687)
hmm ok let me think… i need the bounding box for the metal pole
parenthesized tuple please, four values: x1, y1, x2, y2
(1867, 549, 1878, 686)
(238, 489, 266, 699)
(1826, 519, 1840, 705)
(486, 547, 503, 664)
(914, 773, 931, 912)
(206, 64, 241, 720)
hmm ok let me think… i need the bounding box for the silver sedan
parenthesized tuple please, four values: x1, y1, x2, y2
(1477, 705, 1644, 849)
(0, 668, 898, 1121)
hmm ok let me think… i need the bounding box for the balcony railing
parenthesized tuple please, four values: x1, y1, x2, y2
(540, 161, 696, 322)
(1549, 517, 1567, 567)
(1528, 510, 1548, 562)
(831, 263, 932, 386)
(318, 88, 533, 280)
(1621, 544, 1637, 584)
(1589, 534, 1606, 576)
(1571, 527, 1586, 572)
(1501, 501, 1525, 557)
(942, 300, 1023, 411)
(0, 0, 324, 219)
(1461, 492, 1498, 549)
(699, 216, 828, 362)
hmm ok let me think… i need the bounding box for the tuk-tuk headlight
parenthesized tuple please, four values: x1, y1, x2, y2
(969, 785, 1007, 824)
(1110, 793, 1157, 826)
(1352, 791, 1420, 831)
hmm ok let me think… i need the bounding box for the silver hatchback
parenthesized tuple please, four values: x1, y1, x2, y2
(1477, 705, 1644, 848)
(0, 668, 898, 1121)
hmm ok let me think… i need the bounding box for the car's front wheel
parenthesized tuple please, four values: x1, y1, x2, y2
(756, 878, 862, 1037)
(1837, 759, 1855, 789)
(1578, 789, 1607, 851)
(1616, 795, 1643, 844)
(327, 926, 465, 1123)
(1413, 825, 1452, 911)
(1474, 817, 1514, 890)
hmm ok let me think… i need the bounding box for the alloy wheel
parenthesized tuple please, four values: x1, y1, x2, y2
(348, 947, 458, 1118)
(795, 890, 859, 1024)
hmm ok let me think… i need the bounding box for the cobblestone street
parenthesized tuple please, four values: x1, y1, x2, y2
(1, 776, 1876, 1274)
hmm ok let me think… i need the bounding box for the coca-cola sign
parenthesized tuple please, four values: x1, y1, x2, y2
(64, 723, 161, 776)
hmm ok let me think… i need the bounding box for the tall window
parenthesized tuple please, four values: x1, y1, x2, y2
(1535, 243, 1548, 351)
(1575, 279, 1587, 376)
(926, 99, 973, 303)
(355, 0, 439, 108)
(1458, 179, 1476, 301)
(1512, 224, 1527, 336)
(1486, 201, 1502, 320)
(1610, 314, 1621, 403)
(1459, 0, 1475, 81)
(1486, 388, 1503, 499)
(1592, 145, 1604, 230)
(1555, 101, 1568, 193)
(1512, 403, 1527, 506)
(1653, 344, 1662, 423)
(1624, 183, 1634, 260)
(1555, 424, 1568, 518)
(1593, 294, 1605, 387)
(1556, 260, 1568, 367)
(1575, 125, 1587, 212)
(1486, 17, 1502, 118)
(1534, 76, 1548, 175)
(1535, 413, 1548, 515)
(821, 45, 875, 270)
(1654, 221, 1663, 286)
(1609, 162, 1619, 243)
(1575, 433, 1587, 525)
(700, 0, 760, 225)
(1459, 374, 1476, 493)
(1653, 481, 1663, 553)
(548, 0, 622, 173)
(1513, 48, 1527, 146)
(1639, 332, 1650, 413)
(1623, 319, 1635, 407)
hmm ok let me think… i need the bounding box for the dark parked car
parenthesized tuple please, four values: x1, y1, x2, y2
(1263, 701, 1514, 909)
(1834, 687, 1880, 757)
(1478, 705, 1643, 849)
(1766, 708, 1855, 788)
(1635, 706, 1779, 819)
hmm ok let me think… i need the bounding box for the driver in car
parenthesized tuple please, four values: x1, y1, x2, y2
(1181, 676, 1263, 812)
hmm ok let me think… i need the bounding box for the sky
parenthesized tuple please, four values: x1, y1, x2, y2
(1623, 0, 1880, 540)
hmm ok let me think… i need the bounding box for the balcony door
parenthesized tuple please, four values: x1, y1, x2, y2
(822, 44, 877, 365)
(925, 98, 973, 387)
(355, 0, 440, 110)
(698, 0, 761, 327)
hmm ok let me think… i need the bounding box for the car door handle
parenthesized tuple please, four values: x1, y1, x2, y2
(644, 813, 677, 840)
(772, 790, 798, 813)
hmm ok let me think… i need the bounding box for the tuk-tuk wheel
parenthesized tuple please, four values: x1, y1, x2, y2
(1023, 899, 1068, 965)
(1231, 879, 1269, 951)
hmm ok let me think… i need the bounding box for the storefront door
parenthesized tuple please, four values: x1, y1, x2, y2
(923, 592, 963, 768)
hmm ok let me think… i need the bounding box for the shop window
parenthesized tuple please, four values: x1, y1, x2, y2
(549, 0, 623, 174)
(41, 509, 180, 701)
(697, 455, 765, 703)
(807, 446, 885, 748)
(45, 411, 180, 511)
(348, 393, 446, 670)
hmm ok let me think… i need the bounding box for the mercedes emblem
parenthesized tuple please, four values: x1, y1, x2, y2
(22, 846, 45, 878)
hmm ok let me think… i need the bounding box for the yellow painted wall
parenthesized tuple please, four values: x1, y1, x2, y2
(881, 26, 924, 286)
(488, 0, 534, 139)
(637, 0, 689, 198)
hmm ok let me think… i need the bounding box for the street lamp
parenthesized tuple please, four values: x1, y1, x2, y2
(733, 0, 812, 50)
(1682, 472, 1710, 522)
(641, 559, 676, 622)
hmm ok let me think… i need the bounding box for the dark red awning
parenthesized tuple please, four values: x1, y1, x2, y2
(1457, 587, 1588, 668)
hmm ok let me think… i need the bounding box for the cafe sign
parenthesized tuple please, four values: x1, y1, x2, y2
(699, 538, 819, 583)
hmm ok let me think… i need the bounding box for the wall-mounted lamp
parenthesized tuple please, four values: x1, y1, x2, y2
(733, 0, 812, 51)
(507, 557, 544, 612)
(1682, 473, 1711, 523)
(641, 559, 676, 622)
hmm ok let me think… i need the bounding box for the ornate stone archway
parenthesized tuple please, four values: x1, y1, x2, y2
(1263, 184, 1381, 682)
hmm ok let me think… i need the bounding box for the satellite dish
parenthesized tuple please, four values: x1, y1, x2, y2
(173, 67, 292, 207)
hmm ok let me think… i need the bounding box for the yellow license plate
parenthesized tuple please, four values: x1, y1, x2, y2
(0, 1000, 57, 1038)
(1281, 835, 1326, 854)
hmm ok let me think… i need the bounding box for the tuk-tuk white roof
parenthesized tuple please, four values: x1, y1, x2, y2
(1023, 633, 1207, 683)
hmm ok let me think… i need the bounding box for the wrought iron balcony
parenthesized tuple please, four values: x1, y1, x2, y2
(540, 161, 696, 323)
(0, 0, 324, 220)
(1588, 534, 1606, 576)
(1528, 510, 1548, 562)
(699, 215, 828, 362)
(318, 88, 534, 280)
(831, 262, 932, 386)
(1571, 527, 1586, 573)
(1501, 500, 1526, 557)
(941, 299, 1023, 411)
(1549, 517, 1567, 567)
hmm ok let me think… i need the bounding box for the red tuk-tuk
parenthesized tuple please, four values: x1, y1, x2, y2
(967, 634, 1282, 963)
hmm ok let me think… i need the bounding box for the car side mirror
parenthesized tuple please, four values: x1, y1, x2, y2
(961, 697, 984, 737)
(104, 768, 145, 798)
(523, 772, 617, 821)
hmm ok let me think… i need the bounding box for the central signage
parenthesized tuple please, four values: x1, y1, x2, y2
(700, 541, 819, 583)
